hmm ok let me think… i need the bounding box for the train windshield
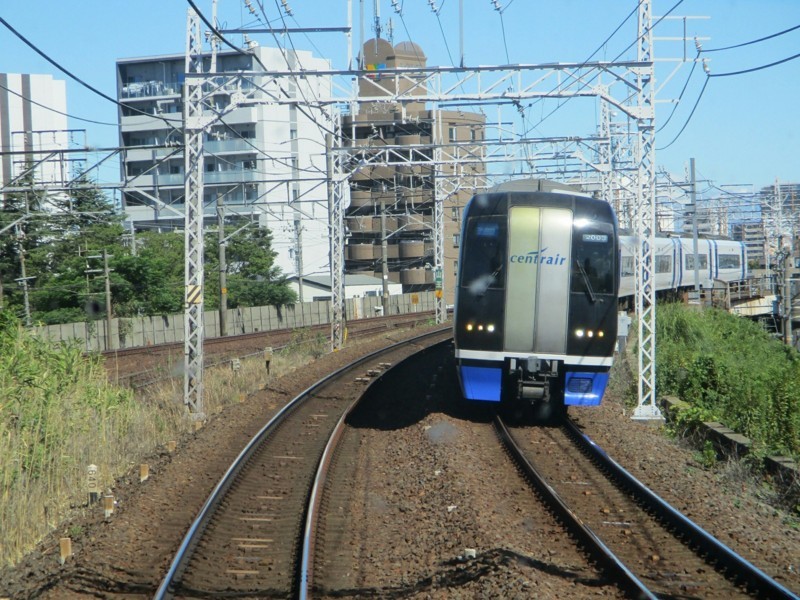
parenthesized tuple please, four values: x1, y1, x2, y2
(460, 216, 507, 292)
(571, 225, 615, 296)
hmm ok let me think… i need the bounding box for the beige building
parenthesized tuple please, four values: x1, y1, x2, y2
(342, 39, 486, 305)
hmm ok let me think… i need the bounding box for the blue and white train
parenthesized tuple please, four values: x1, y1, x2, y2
(453, 179, 747, 418)
(618, 234, 748, 301)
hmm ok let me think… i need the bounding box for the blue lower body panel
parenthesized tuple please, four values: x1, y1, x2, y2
(564, 371, 609, 406)
(459, 365, 503, 402)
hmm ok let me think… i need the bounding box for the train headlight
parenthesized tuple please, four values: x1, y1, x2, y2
(587, 330, 594, 338)
(487, 324, 495, 333)
(466, 323, 474, 332)
(575, 329, 585, 338)
(598, 330, 604, 338)
(478, 324, 484, 331)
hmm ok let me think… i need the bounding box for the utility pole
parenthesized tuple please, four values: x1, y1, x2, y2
(86, 250, 114, 350)
(14, 223, 33, 327)
(103, 250, 113, 350)
(782, 242, 793, 346)
(217, 194, 227, 337)
(690, 157, 700, 299)
(380, 190, 389, 314)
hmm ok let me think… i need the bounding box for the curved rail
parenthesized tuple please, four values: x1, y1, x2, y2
(563, 419, 799, 600)
(494, 416, 657, 599)
(297, 339, 451, 599)
(154, 326, 449, 600)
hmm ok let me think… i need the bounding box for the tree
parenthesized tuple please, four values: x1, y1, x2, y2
(22, 176, 127, 324)
(205, 223, 296, 309)
(113, 230, 184, 316)
(0, 169, 48, 318)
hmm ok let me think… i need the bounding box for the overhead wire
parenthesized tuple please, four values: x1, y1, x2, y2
(701, 23, 800, 53)
(708, 52, 800, 77)
(657, 26, 800, 148)
(0, 16, 182, 134)
(0, 82, 118, 127)
(524, 0, 684, 136)
(656, 49, 700, 133)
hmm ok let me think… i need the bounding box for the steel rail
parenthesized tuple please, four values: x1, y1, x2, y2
(494, 416, 657, 600)
(154, 326, 449, 600)
(563, 419, 800, 600)
(297, 339, 452, 599)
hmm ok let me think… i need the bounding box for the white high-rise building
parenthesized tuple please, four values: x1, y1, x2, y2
(0, 73, 69, 190)
(116, 46, 333, 280)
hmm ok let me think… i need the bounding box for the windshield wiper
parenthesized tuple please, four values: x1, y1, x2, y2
(574, 259, 597, 303)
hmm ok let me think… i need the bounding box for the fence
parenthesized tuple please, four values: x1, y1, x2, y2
(32, 292, 439, 352)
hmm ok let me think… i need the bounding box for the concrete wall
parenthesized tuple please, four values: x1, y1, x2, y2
(32, 292, 438, 352)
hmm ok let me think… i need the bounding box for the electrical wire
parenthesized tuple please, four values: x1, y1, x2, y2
(525, 0, 684, 135)
(496, 9, 511, 64)
(186, 0, 337, 137)
(701, 23, 800, 53)
(656, 50, 700, 133)
(708, 52, 800, 77)
(0, 16, 182, 134)
(0, 82, 118, 127)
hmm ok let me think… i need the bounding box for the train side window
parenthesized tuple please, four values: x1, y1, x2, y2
(656, 255, 672, 273)
(719, 254, 740, 269)
(685, 254, 708, 270)
(621, 256, 634, 277)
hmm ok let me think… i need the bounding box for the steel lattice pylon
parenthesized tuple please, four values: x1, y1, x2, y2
(433, 112, 446, 324)
(632, 0, 662, 420)
(327, 131, 346, 351)
(183, 8, 208, 417)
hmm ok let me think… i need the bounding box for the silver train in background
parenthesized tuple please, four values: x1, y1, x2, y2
(453, 179, 747, 418)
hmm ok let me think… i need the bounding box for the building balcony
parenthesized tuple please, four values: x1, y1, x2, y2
(205, 139, 258, 154)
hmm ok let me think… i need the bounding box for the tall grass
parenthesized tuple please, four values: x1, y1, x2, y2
(0, 316, 336, 567)
(655, 303, 800, 459)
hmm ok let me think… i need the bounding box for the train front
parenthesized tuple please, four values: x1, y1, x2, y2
(454, 191, 618, 410)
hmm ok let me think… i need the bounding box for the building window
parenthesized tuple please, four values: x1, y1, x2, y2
(448, 125, 457, 142)
(453, 233, 460, 247)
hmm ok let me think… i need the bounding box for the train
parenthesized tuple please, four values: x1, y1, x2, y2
(453, 179, 747, 418)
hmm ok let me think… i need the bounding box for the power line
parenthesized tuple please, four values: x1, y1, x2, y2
(708, 52, 800, 77)
(0, 16, 182, 133)
(186, 0, 336, 137)
(0, 82, 118, 127)
(656, 50, 700, 133)
(701, 23, 800, 53)
(656, 77, 709, 151)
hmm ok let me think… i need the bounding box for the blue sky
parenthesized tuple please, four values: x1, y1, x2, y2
(1, 0, 798, 195)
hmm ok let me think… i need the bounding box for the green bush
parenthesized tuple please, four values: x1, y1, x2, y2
(655, 303, 800, 458)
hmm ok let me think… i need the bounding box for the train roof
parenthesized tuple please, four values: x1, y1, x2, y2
(490, 178, 589, 196)
(619, 229, 735, 241)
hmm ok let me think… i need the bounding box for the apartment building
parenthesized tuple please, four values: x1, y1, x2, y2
(342, 39, 486, 305)
(0, 73, 70, 191)
(116, 46, 332, 281)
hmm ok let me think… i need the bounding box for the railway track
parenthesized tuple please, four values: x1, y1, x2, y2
(497, 416, 799, 599)
(154, 327, 451, 599)
(102, 312, 435, 389)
